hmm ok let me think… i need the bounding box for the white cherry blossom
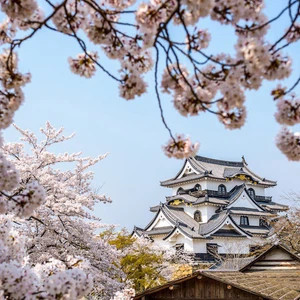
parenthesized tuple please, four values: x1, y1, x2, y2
(68, 52, 98, 78)
(163, 134, 199, 159)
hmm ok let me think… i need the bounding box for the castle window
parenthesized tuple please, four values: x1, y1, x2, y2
(194, 210, 202, 222)
(240, 216, 249, 226)
(177, 187, 184, 195)
(194, 184, 202, 191)
(175, 243, 184, 251)
(206, 243, 218, 256)
(248, 188, 255, 199)
(218, 184, 226, 195)
(259, 218, 267, 227)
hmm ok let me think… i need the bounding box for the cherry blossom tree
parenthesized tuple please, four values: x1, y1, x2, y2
(270, 193, 300, 253)
(1, 122, 123, 299)
(0, 152, 93, 297)
(0, 0, 300, 159)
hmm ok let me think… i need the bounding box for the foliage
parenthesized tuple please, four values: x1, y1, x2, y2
(0, 0, 299, 159)
(108, 231, 194, 293)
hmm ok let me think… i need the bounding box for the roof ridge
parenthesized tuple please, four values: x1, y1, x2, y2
(198, 211, 229, 235)
(195, 155, 244, 167)
(189, 157, 207, 172)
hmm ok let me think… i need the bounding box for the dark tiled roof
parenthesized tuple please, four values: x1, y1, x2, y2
(149, 205, 160, 212)
(210, 257, 255, 270)
(144, 204, 205, 239)
(240, 225, 270, 236)
(198, 212, 228, 235)
(145, 226, 173, 236)
(132, 226, 145, 237)
(205, 270, 300, 300)
(135, 269, 300, 300)
(228, 207, 273, 216)
(161, 173, 205, 186)
(161, 155, 276, 187)
(240, 244, 300, 272)
(257, 201, 289, 211)
(166, 194, 197, 203)
(223, 167, 244, 177)
(166, 184, 247, 206)
(135, 244, 300, 300)
(162, 205, 202, 238)
(195, 155, 244, 167)
(211, 229, 246, 237)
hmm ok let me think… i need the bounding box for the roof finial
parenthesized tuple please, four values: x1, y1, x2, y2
(242, 155, 248, 166)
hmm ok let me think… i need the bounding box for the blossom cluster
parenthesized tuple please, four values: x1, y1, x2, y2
(0, 218, 94, 299)
(276, 127, 300, 161)
(285, 23, 300, 43)
(10, 181, 46, 218)
(112, 288, 135, 300)
(0, 0, 299, 159)
(68, 52, 98, 78)
(275, 96, 300, 126)
(163, 134, 199, 159)
(0, 123, 123, 299)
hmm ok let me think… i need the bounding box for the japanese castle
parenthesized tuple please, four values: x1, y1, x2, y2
(133, 155, 288, 260)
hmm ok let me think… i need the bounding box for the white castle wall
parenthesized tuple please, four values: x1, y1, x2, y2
(216, 238, 253, 254)
(193, 240, 207, 253)
(172, 179, 266, 196)
(183, 205, 217, 223)
(231, 215, 260, 226)
(192, 238, 256, 255)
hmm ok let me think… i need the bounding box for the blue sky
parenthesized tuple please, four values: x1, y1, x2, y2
(3, 0, 300, 230)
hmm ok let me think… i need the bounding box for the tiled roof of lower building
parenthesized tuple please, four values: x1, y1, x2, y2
(135, 269, 300, 300)
(204, 270, 300, 300)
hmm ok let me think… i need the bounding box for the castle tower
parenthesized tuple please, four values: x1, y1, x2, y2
(133, 155, 288, 261)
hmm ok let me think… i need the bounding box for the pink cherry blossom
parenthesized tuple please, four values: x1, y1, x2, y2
(163, 134, 199, 159)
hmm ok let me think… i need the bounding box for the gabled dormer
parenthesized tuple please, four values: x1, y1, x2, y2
(227, 188, 264, 211)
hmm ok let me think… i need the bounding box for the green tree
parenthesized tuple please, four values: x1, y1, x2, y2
(109, 233, 168, 293)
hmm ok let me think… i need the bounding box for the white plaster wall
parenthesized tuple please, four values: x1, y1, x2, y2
(151, 236, 170, 248)
(232, 216, 240, 224)
(193, 240, 207, 253)
(183, 205, 216, 223)
(206, 179, 267, 196)
(206, 205, 217, 221)
(172, 181, 207, 195)
(183, 205, 217, 223)
(183, 205, 197, 218)
(177, 161, 199, 178)
(215, 238, 252, 254)
(229, 191, 260, 209)
(245, 184, 265, 195)
(154, 218, 171, 228)
(193, 238, 253, 254)
(171, 179, 270, 196)
(232, 215, 260, 226)
(173, 234, 194, 252)
(148, 212, 172, 230)
(248, 217, 259, 226)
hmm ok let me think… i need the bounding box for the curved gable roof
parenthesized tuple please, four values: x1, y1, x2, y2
(161, 155, 276, 187)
